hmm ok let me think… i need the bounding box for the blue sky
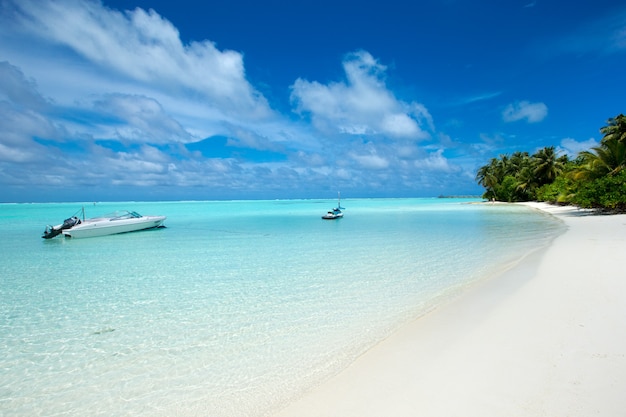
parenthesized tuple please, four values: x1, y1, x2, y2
(1, 0, 625, 202)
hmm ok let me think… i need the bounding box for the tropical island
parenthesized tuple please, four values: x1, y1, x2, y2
(475, 114, 626, 211)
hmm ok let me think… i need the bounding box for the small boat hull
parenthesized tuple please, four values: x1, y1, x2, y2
(322, 212, 343, 220)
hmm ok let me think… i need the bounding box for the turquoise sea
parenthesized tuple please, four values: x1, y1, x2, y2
(0, 198, 565, 417)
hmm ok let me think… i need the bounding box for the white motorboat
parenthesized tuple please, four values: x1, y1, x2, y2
(43, 210, 166, 239)
(322, 192, 345, 220)
(322, 207, 343, 219)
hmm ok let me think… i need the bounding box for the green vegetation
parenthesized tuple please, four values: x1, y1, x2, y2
(475, 114, 626, 211)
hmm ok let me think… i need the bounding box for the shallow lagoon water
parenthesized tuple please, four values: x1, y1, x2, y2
(0, 199, 564, 416)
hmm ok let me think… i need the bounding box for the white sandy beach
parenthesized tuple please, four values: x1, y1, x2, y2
(274, 202, 626, 417)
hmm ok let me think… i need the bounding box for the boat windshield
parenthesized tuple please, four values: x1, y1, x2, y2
(107, 210, 143, 220)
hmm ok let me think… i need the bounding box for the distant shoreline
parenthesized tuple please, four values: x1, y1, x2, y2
(437, 194, 483, 199)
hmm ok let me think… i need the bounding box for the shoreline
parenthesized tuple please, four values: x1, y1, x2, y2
(273, 202, 626, 417)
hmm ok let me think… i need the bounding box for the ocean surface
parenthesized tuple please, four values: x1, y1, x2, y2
(0, 198, 565, 417)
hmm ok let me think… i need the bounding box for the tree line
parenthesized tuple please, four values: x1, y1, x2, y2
(475, 114, 626, 211)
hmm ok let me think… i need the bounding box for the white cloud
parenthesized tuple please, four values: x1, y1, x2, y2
(0, 63, 60, 161)
(416, 149, 457, 173)
(2, 0, 271, 118)
(92, 94, 193, 144)
(0, 61, 48, 110)
(502, 100, 548, 123)
(226, 127, 285, 153)
(349, 151, 390, 170)
(0, 142, 38, 163)
(559, 137, 599, 157)
(0, 1, 483, 200)
(454, 91, 502, 106)
(502, 101, 548, 123)
(381, 113, 421, 137)
(0, 103, 56, 148)
(290, 50, 432, 140)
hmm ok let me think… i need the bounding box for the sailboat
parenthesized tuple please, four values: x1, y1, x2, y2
(322, 192, 345, 219)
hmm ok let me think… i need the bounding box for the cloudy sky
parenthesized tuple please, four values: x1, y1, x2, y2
(1, 0, 625, 202)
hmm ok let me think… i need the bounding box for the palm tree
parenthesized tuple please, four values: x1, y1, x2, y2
(600, 114, 626, 145)
(570, 115, 626, 181)
(576, 140, 626, 179)
(514, 164, 535, 200)
(508, 151, 531, 175)
(532, 146, 564, 186)
(475, 158, 500, 199)
(498, 154, 511, 176)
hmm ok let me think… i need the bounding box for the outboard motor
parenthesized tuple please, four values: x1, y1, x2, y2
(42, 216, 81, 239)
(63, 216, 81, 228)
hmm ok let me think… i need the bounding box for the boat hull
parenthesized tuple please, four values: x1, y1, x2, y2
(62, 216, 166, 238)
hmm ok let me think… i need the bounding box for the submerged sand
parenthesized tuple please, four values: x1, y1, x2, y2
(274, 202, 626, 417)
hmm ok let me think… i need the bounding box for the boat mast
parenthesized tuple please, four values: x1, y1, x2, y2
(337, 191, 344, 210)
